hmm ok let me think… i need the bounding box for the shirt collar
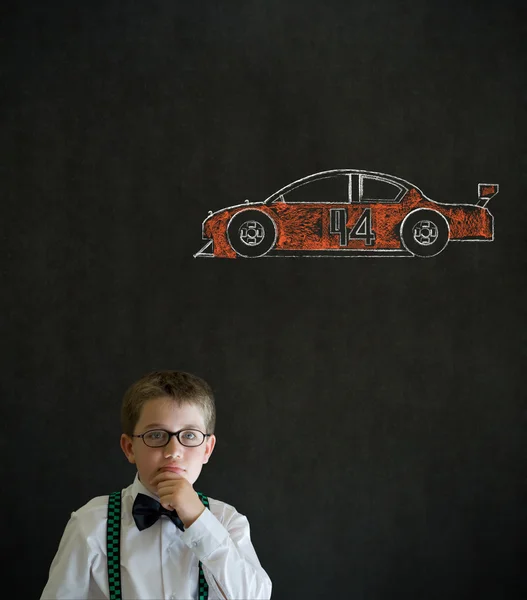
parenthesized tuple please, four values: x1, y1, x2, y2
(130, 472, 159, 501)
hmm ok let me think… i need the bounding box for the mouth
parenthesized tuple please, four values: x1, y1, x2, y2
(160, 466, 186, 475)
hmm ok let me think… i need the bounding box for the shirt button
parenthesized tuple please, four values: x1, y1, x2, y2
(192, 541, 198, 548)
(170, 594, 176, 600)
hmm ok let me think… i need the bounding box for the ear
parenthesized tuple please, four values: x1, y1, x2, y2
(120, 434, 136, 464)
(202, 434, 216, 464)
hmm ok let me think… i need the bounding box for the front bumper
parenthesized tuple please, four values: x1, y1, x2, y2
(193, 239, 215, 258)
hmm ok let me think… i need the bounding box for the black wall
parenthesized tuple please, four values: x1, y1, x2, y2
(2, 1, 526, 598)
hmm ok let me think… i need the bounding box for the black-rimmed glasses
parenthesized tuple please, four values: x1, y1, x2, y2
(132, 429, 211, 448)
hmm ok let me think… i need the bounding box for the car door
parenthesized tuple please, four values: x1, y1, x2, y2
(355, 174, 407, 249)
(273, 174, 351, 251)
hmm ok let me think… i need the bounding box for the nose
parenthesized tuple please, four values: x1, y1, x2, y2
(164, 433, 184, 458)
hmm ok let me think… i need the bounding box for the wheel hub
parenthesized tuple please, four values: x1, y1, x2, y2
(239, 220, 265, 246)
(412, 220, 439, 246)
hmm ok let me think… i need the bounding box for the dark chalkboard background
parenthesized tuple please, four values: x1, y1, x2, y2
(2, 1, 526, 598)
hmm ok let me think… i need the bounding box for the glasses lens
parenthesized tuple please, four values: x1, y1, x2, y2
(179, 429, 205, 447)
(143, 430, 169, 447)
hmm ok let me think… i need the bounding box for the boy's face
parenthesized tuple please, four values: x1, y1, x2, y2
(120, 396, 216, 497)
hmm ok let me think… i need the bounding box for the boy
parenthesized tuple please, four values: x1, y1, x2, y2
(41, 370, 272, 599)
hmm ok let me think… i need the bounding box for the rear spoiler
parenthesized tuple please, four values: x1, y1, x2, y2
(476, 183, 499, 207)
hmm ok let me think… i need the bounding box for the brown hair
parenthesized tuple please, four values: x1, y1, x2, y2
(121, 370, 216, 436)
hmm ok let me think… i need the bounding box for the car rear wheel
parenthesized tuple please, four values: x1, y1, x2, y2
(227, 210, 277, 258)
(400, 210, 449, 257)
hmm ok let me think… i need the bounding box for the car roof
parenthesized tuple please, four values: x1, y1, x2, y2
(264, 169, 421, 204)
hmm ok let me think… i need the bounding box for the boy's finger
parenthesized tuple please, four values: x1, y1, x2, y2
(151, 471, 186, 485)
(156, 481, 185, 493)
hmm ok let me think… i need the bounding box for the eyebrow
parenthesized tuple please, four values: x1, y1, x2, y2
(143, 423, 204, 430)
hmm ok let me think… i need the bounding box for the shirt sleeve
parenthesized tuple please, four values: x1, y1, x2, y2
(40, 512, 95, 600)
(180, 504, 272, 600)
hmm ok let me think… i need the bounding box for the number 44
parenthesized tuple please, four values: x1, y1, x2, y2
(329, 208, 376, 246)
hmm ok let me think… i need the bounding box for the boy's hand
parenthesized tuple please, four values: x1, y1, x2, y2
(150, 472, 205, 528)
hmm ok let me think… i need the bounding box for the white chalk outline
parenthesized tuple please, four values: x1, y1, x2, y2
(195, 170, 498, 258)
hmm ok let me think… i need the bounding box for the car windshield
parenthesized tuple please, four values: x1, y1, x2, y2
(265, 174, 350, 205)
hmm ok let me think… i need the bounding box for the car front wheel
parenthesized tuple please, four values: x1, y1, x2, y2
(227, 210, 277, 257)
(400, 210, 449, 257)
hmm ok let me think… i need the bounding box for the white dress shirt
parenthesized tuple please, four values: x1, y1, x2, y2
(40, 475, 272, 600)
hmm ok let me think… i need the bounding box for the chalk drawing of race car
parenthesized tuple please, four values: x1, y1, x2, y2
(194, 170, 499, 258)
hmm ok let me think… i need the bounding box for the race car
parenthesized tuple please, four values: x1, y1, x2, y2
(194, 170, 499, 258)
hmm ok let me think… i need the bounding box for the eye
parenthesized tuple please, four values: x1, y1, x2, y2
(146, 430, 164, 440)
(181, 430, 197, 440)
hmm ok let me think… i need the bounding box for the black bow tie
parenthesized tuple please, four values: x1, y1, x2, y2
(132, 493, 185, 532)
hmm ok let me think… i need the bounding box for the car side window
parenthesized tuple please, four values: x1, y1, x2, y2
(360, 177, 403, 203)
(284, 175, 350, 203)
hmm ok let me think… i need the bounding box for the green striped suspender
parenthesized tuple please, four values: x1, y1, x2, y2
(106, 492, 122, 600)
(107, 490, 210, 600)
